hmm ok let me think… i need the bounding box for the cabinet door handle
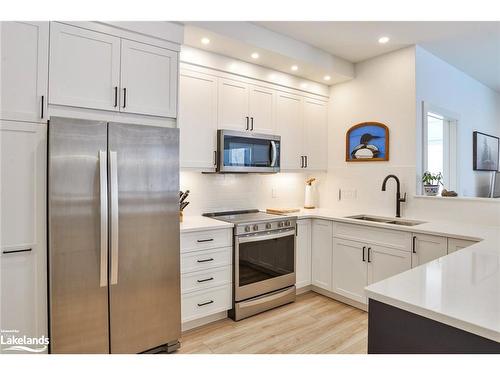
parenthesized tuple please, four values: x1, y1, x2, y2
(295, 223, 298, 236)
(304, 155, 308, 168)
(362, 246, 366, 262)
(300, 156, 304, 168)
(197, 277, 214, 283)
(367, 247, 372, 263)
(245, 116, 249, 130)
(412, 236, 417, 253)
(197, 258, 214, 263)
(197, 238, 214, 243)
(250, 117, 254, 131)
(197, 300, 214, 307)
(40, 95, 44, 119)
(122, 88, 127, 108)
(114, 86, 118, 108)
(213, 150, 217, 166)
(2, 248, 32, 255)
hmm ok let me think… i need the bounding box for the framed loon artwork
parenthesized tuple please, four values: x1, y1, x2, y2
(346, 122, 389, 162)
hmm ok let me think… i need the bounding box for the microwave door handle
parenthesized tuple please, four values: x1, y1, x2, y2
(270, 141, 277, 167)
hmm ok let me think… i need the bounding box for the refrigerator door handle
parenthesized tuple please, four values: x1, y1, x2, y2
(99, 151, 108, 287)
(109, 150, 119, 285)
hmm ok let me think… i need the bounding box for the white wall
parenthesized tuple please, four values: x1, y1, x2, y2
(320, 46, 500, 226)
(415, 45, 500, 197)
(320, 46, 418, 217)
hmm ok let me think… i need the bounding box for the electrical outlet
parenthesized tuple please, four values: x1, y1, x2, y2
(339, 189, 357, 201)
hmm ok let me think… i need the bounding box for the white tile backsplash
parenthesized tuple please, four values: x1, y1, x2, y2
(180, 171, 326, 215)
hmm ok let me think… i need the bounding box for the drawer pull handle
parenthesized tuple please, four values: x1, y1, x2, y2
(197, 238, 214, 243)
(197, 277, 214, 283)
(197, 258, 214, 263)
(197, 300, 214, 307)
(2, 248, 32, 254)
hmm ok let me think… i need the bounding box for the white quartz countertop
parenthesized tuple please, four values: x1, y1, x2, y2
(180, 215, 233, 233)
(180, 208, 500, 342)
(293, 208, 500, 343)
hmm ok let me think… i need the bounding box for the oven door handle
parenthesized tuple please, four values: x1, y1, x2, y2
(237, 228, 295, 244)
(270, 140, 277, 167)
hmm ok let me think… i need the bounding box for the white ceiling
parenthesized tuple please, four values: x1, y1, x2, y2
(256, 21, 500, 92)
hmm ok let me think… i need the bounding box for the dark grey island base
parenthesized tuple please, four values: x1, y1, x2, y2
(368, 299, 500, 354)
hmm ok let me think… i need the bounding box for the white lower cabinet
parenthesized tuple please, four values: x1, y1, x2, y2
(311, 220, 333, 291)
(411, 233, 447, 267)
(180, 228, 233, 324)
(181, 285, 232, 323)
(0, 121, 47, 353)
(332, 238, 367, 303)
(295, 219, 312, 289)
(367, 245, 412, 284)
(447, 237, 477, 254)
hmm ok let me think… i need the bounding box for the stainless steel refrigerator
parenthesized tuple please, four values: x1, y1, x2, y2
(48, 117, 180, 354)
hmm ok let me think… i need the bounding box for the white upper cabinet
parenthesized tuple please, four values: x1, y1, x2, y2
(248, 85, 276, 134)
(296, 219, 312, 289)
(0, 121, 47, 352)
(179, 70, 218, 170)
(311, 219, 333, 291)
(49, 22, 179, 118)
(332, 238, 367, 304)
(217, 78, 250, 131)
(49, 22, 121, 111)
(276, 92, 303, 169)
(1, 22, 49, 123)
(120, 39, 178, 117)
(411, 233, 447, 267)
(303, 98, 328, 170)
(217, 79, 277, 134)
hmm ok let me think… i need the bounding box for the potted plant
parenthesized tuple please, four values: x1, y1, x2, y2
(422, 171, 443, 196)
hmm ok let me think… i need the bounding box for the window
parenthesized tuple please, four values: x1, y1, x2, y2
(423, 106, 458, 192)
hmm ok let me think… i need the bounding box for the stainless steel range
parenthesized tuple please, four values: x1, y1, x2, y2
(203, 210, 297, 321)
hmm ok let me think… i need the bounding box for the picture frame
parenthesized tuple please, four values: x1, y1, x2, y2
(346, 122, 389, 162)
(473, 131, 499, 171)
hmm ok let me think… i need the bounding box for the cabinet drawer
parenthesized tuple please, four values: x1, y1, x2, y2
(180, 228, 232, 253)
(334, 222, 411, 251)
(181, 247, 232, 274)
(181, 285, 232, 323)
(181, 266, 232, 294)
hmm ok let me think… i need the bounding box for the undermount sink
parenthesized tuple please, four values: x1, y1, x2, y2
(346, 215, 425, 227)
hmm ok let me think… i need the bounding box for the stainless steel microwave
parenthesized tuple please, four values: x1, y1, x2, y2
(217, 130, 280, 173)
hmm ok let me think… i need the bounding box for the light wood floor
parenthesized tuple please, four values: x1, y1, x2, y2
(178, 291, 368, 354)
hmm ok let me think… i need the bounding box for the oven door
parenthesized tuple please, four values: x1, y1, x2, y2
(218, 130, 280, 173)
(235, 228, 296, 301)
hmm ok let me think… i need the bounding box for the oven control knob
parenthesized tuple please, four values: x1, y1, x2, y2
(285, 220, 291, 226)
(253, 224, 259, 231)
(265, 223, 272, 230)
(244, 225, 251, 232)
(278, 221, 284, 228)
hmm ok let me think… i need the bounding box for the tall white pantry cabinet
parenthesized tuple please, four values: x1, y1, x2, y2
(1, 21, 50, 353)
(0, 21, 181, 353)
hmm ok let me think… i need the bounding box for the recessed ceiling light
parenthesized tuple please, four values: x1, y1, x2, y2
(378, 36, 390, 44)
(291, 65, 298, 71)
(323, 75, 331, 81)
(251, 52, 259, 59)
(201, 37, 210, 45)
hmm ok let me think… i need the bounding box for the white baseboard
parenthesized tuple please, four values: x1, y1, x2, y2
(311, 285, 368, 312)
(182, 311, 228, 332)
